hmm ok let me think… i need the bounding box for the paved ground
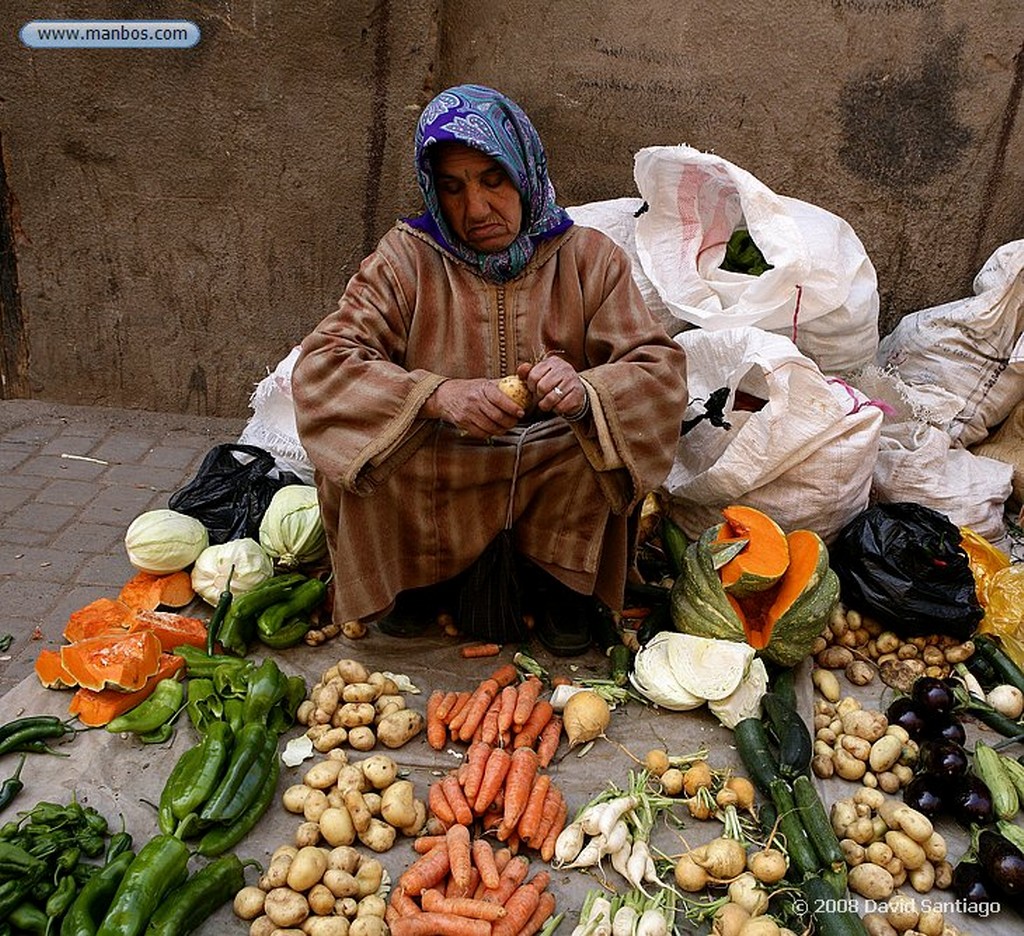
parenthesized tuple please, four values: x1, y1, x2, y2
(0, 400, 246, 696)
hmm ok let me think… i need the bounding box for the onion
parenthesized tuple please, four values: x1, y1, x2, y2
(562, 689, 611, 748)
(986, 684, 1024, 720)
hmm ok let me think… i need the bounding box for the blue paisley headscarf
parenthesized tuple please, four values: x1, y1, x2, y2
(407, 84, 573, 282)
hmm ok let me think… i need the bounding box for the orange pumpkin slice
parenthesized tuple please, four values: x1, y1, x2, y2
(60, 629, 163, 692)
(63, 598, 135, 643)
(129, 610, 209, 652)
(715, 505, 789, 597)
(35, 648, 78, 689)
(118, 570, 195, 611)
(68, 652, 185, 727)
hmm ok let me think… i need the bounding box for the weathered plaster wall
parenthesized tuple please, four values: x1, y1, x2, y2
(1, 1, 1022, 416)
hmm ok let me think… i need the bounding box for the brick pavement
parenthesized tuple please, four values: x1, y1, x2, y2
(0, 400, 246, 696)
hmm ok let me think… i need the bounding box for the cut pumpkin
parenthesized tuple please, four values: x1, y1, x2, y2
(60, 629, 163, 692)
(129, 610, 208, 652)
(118, 570, 195, 611)
(715, 505, 789, 597)
(63, 598, 135, 643)
(68, 652, 185, 727)
(34, 648, 78, 689)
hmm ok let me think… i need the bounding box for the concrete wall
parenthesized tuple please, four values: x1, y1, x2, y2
(1, 1, 1022, 417)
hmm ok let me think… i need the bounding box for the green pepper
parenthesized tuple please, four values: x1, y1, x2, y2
(241, 658, 286, 724)
(0, 860, 44, 918)
(206, 565, 235, 655)
(45, 873, 79, 919)
(199, 723, 272, 824)
(9, 901, 48, 934)
(197, 747, 280, 857)
(216, 573, 307, 655)
(258, 614, 312, 649)
(255, 577, 327, 637)
(169, 721, 233, 821)
(0, 840, 45, 875)
(0, 754, 27, 812)
(0, 716, 76, 757)
(104, 831, 132, 865)
(105, 678, 184, 736)
(185, 678, 221, 734)
(94, 834, 189, 936)
(60, 850, 133, 936)
(267, 674, 309, 735)
(171, 645, 252, 680)
(157, 744, 205, 836)
(221, 698, 245, 737)
(145, 853, 246, 935)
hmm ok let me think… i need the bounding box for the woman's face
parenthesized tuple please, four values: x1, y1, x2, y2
(432, 143, 523, 253)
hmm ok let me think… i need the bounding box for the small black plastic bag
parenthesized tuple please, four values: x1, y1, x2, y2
(168, 443, 303, 544)
(829, 501, 983, 639)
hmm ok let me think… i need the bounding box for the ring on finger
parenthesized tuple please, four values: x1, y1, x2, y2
(553, 386, 564, 397)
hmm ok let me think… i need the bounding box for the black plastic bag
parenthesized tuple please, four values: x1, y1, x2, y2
(168, 443, 303, 544)
(829, 502, 983, 639)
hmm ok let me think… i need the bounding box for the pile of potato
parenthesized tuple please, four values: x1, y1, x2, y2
(811, 694, 919, 793)
(863, 893, 959, 936)
(813, 604, 974, 693)
(234, 844, 387, 936)
(296, 658, 424, 753)
(283, 752, 429, 853)
(831, 788, 952, 901)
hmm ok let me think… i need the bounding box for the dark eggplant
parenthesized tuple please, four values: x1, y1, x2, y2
(912, 675, 957, 715)
(924, 716, 967, 746)
(978, 829, 1024, 896)
(886, 696, 928, 740)
(917, 739, 970, 777)
(950, 773, 995, 828)
(953, 860, 1000, 908)
(902, 773, 947, 818)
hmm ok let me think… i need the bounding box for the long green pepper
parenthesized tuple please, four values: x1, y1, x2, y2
(105, 679, 183, 736)
(199, 723, 273, 824)
(144, 853, 246, 935)
(169, 720, 233, 821)
(197, 747, 280, 857)
(60, 850, 134, 936)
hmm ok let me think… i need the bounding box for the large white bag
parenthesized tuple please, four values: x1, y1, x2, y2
(877, 240, 1024, 448)
(662, 327, 883, 543)
(632, 145, 880, 375)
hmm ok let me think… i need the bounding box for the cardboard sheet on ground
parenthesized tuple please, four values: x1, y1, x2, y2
(1, 632, 1014, 934)
(0, 631, 749, 933)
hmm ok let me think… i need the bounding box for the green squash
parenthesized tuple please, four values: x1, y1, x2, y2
(671, 524, 839, 668)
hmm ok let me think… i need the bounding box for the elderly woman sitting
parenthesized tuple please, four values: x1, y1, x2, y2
(292, 84, 687, 655)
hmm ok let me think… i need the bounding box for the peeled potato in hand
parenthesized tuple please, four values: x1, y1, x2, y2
(496, 374, 534, 412)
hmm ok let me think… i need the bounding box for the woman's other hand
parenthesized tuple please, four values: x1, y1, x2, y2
(424, 378, 524, 438)
(518, 358, 586, 418)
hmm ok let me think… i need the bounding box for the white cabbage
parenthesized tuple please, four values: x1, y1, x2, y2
(191, 538, 274, 605)
(258, 484, 327, 569)
(667, 633, 754, 701)
(629, 632, 705, 710)
(124, 509, 208, 574)
(709, 658, 769, 729)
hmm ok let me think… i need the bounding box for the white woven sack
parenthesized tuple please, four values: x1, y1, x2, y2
(873, 421, 1012, 552)
(632, 145, 879, 375)
(877, 240, 1024, 448)
(237, 345, 316, 484)
(662, 327, 882, 543)
(566, 198, 687, 337)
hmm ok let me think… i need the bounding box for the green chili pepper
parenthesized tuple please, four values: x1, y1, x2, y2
(104, 831, 132, 865)
(258, 614, 312, 649)
(170, 645, 252, 680)
(184, 678, 220, 734)
(105, 679, 184, 736)
(268, 674, 309, 735)
(45, 873, 80, 919)
(241, 658, 287, 725)
(59, 849, 133, 936)
(0, 753, 27, 812)
(57, 844, 82, 873)
(138, 722, 175, 745)
(0, 840, 46, 875)
(256, 577, 327, 637)
(93, 834, 189, 936)
(158, 744, 205, 836)
(10, 901, 48, 934)
(0, 716, 76, 757)
(213, 661, 254, 700)
(205, 566, 234, 656)
(169, 721, 233, 821)
(216, 573, 306, 655)
(221, 699, 245, 736)
(199, 722, 272, 824)
(0, 861, 44, 918)
(197, 747, 280, 857)
(145, 852, 245, 935)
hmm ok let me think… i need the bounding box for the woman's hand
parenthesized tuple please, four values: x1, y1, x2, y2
(518, 358, 587, 418)
(423, 378, 524, 439)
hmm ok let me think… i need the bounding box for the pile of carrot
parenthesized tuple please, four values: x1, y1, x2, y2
(425, 663, 562, 764)
(427, 738, 568, 860)
(387, 823, 557, 936)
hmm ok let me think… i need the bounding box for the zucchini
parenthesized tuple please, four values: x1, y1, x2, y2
(769, 778, 820, 880)
(770, 664, 798, 711)
(799, 875, 869, 936)
(733, 716, 782, 795)
(661, 515, 689, 576)
(973, 635, 1024, 696)
(792, 774, 846, 874)
(973, 740, 1019, 820)
(762, 692, 812, 780)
